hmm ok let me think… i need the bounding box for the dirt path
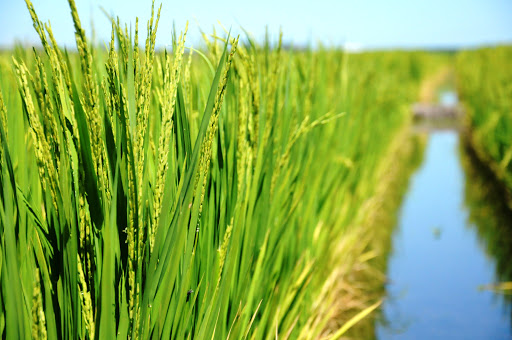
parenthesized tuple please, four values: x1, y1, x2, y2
(418, 65, 453, 104)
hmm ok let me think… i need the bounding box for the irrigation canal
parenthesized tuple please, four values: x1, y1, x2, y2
(376, 91, 512, 339)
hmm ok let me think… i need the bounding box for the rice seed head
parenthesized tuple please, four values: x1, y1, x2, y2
(151, 23, 188, 250)
(14, 58, 59, 211)
(31, 269, 47, 340)
(184, 44, 193, 113)
(24, 0, 51, 51)
(68, 0, 109, 196)
(134, 17, 139, 76)
(45, 22, 74, 101)
(196, 37, 239, 216)
(236, 76, 250, 194)
(0, 89, 7, 146)
(134, 4, 162, 213)
(33, 51, 60, 163)
(77, 255, 95, 339)
(217, 219, 233, 290)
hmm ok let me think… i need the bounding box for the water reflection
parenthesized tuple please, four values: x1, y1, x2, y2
(376, 131, 512, 339)
(439, 90, 458, 107)
(460, 139, 512, 314)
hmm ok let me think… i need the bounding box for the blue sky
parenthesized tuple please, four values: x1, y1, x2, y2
(1, 0, 511, 49)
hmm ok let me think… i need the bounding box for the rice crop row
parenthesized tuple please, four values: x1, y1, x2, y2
(0, 1, 431, 338)
(456, 46, 512, 197)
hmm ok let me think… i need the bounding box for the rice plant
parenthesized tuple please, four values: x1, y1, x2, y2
(0, 1, 430, 338)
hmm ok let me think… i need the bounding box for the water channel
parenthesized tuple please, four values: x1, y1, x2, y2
(376, 91, 512, 339)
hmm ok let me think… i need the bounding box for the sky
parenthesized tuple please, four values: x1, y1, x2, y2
(1, 0, 511, 50)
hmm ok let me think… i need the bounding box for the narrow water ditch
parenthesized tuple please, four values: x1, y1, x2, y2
(376, 90, 512, 339)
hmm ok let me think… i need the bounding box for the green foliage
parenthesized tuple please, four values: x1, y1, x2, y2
(0, 1, 429, 339)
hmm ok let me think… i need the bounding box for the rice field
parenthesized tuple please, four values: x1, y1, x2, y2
(5, 0, 509, 339)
